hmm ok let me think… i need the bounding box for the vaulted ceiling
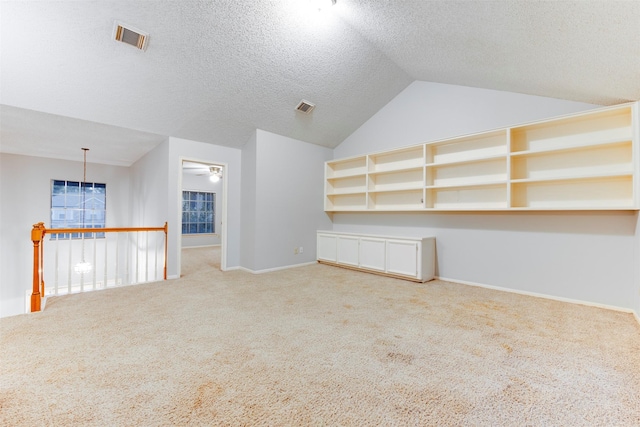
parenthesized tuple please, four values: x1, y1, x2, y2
(1, 0, 639, 166)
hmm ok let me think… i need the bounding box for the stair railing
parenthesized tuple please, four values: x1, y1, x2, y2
(31, 222, 168, 312)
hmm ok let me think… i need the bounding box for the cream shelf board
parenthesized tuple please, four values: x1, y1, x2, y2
(368, 168, 424, 192)
(326, 156, 367, 179)
(368, 165, 424, 176)
(368, 146, 424, 173)
(511, 143, 632, 181)
(425, 153, 507, 167)
(426, 130, 507, 165)
(369, 189, 424, 210)
(368, 184, 424, 194)
(510, 107, 632, 154)
(426, 184, 507, 209)
(426, 179, 508, 190)
(326, 175, 367, 195)
(427, 158, 506, 187)
(325, 193, 367, 211)
(326, 173, 366, 181)
(510, 137, 632, 157)
(511, 176, 634, 209)
(510, 171, 633, 184)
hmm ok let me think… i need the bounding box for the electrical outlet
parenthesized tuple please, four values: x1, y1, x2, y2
(294, 247, 299, 255)
(299, 246, 304, 254)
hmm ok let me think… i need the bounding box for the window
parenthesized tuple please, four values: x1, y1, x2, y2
(182, 191, 215, 234)
(51, 180, 106, 239)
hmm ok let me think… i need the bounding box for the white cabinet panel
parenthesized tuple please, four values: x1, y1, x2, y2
(386, 240, 418, 277)
(359, 237, 386, 271)
(336, 235, 359, 267)
(317, 234, 337, 262)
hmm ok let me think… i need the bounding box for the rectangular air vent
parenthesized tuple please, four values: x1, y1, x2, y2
(295, 100, 316, 114)
(114, 22, 148, 51)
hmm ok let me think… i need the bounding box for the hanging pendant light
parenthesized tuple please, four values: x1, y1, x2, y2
(74, 148, 93, 275)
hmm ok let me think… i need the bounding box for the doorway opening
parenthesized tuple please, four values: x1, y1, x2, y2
(179, 159, 228, 276)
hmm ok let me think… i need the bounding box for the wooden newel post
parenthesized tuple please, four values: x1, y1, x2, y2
(31, 222, 46, 312)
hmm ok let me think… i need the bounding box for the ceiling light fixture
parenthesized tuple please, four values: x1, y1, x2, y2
(309, 0, 336, 12)
(209, 166, 222, 183)
(74, 148, 93, 275)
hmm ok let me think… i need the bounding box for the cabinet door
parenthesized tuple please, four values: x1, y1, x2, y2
(337, 235, 359, 267)
(359, 237, 386, 271)
(317, 234, 337, 262)
(386, 239, 418, 278)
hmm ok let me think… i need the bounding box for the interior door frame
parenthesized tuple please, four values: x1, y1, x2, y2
(177, 157, 229, 273)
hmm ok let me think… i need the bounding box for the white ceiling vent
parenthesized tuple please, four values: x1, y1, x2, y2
(295, 100, 316, 114)
(113, 22, 149, 51)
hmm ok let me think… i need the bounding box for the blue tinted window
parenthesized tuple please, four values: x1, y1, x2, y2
(181, 191, 215, 235)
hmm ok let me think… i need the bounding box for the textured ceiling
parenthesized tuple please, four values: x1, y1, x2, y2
(1, 1, 639, 165)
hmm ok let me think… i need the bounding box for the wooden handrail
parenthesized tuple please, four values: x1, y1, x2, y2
(31, 222, 168, 312)
(44, 225, 167, 234)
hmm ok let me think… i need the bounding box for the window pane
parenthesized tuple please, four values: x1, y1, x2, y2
(67, 181, 80, 193)
(50, 180, 106, 240)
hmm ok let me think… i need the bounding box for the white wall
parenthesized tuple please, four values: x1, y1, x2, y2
(332, 81, 640, 313)
(130, 140, 170, 228)
(0, 153, 131, 317)
(336, 81, 600, 158)
(240, 131, 257, 270)
(242, 129, 333, 272)
(168, 137, 242, 275)
(181, 172, 223, 247)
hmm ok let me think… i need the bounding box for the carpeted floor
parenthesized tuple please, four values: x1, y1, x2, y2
(1, 247, 639, 426)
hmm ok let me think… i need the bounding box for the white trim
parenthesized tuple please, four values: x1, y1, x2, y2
(181, 244, 221, 249)
(167, 274, 179, 280)
(240, 261, 317, 275)
(436, 276, 639, 317)
(223, 266, 241, 271)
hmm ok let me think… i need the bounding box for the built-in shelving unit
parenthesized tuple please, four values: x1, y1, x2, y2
(324, 102, 638, 212)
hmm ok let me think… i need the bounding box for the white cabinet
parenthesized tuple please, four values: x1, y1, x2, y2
(336, 235, 359, 267)
(324, 102, 639, 211)
(317, 231, 435, 282)
(317, 233, 337, 262)
(386, 239, 419, 277)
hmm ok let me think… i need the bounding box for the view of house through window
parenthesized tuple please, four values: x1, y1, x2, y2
(182, 191, 215, 234)
(51, 180, 106, 239)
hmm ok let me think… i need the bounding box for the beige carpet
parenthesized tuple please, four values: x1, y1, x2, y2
(2, 247, 639, 426)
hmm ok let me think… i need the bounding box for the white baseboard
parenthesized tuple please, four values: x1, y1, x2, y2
(436, 276, 640, 323)
(167, 274, 179, 280)
(181, 244, 221, 249)
(222, 266, 240, 271)
(240, 261, 317, 275)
